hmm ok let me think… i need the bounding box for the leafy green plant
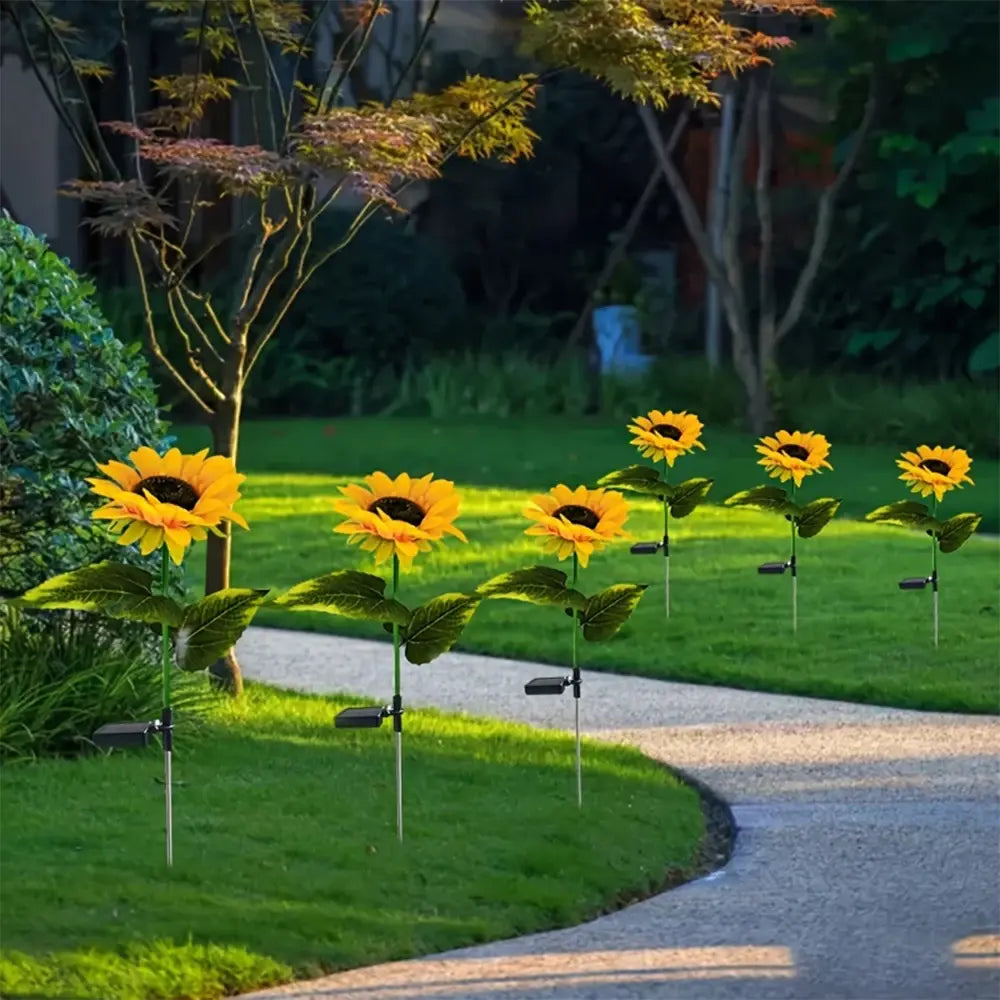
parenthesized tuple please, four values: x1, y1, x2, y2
(0, 216, 175, 598)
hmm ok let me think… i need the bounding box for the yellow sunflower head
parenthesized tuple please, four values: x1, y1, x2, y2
(897, 445, 974, 502)
(627, 409, 705, 467)
(333, 471, 467, 570)
(523, 484, 630, 568)
(86, 446, 248, 565)
(755, 430, 832, 488)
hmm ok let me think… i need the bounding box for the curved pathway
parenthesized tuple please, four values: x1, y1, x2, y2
(234, 626, 1000, 1000)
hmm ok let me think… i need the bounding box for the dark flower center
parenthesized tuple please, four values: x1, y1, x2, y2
(553, 504, 600, 529)
(369, 496, 425, 526)
(919, 459, 951, 476)
(651, 423, 682, 441)
(777, 444, 810, 461)
(134, 475, 199, 510)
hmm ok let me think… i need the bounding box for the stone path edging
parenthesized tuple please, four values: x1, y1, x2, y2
(232, 626, 1000, 1000)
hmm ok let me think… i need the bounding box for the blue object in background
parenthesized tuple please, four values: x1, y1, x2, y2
(592, 305, 653, 375)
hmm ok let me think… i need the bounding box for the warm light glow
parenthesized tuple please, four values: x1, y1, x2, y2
(953, 933, 1000, 970)
(278, 946, 796, 996)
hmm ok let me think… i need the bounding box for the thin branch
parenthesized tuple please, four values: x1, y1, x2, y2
(5, 6, 100, 175)
(281, 0, 329, 143)
(117, 0, 143, 183)
(173, 284, 225, 364)
(722, 76, 756, 320)
(182, 286, 230, 345)
(184, 2, 210, 141)
(318, 0, 382, 113)
(29, 0, 121, 179)
(245, 0, 287, 149)
(755, 71, 776, 345)
(637, 102, 746, 338)
(776, 71, 879, 342)
(563, 107, 690, 355)
(165, 286, 226, 400)
(223, 2, 262, 147)
(245, 196, 378, 377)
(385, 0, 440, 102)
(128, 235, 213, 415)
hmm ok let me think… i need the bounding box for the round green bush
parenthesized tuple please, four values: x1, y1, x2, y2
(0, 214, 173, 595)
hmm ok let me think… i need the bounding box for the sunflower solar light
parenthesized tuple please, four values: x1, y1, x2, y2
(595, 409, 713, 618)
(9, 447, 267, 866)
(724, 431, 841, 634)
(475, 485, 646, 807)
(272, 472, 479, 842)
(865, 445, 981, 647)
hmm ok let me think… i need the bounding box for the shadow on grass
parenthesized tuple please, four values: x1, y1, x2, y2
(0, 689, 705, 1000)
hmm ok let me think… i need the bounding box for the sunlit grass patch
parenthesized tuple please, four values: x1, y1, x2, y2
(0, 685, 703, 1000)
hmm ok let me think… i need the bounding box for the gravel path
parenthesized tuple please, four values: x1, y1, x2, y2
(233, 626, 1000, 1000)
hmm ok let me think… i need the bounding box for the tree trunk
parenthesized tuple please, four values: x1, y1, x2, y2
(206, 392, 244, 695)
(746, 372, 773, 436)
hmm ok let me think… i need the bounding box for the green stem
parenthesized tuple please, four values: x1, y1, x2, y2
(160, 548, 171, 706)
(931, 498, 939, 579)
(571, 553, 579, 672)
(392, 555, 401, 699)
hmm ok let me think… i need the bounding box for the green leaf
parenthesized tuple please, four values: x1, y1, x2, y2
(476, 566, 588, 611)
(936, 513, 982, 553)
(595, 465, 672, 498)
(795, 498, 841, 539)
(723, 486, 797, 515)
(104, 594, 185, 628)
(580, 584, 647, 642)
(668, 477, 714, 519)
(273, 570, 410, 625)
(175, 588, 270, 672)
(11, 561, 183, 627)
(404, 593, 481, 665)
(864, 500, 940, 531)
(968, 332, 1000, 375)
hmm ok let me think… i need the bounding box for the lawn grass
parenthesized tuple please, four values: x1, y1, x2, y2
(175, 418, 1000, 714)
(0, 685, 704, 1000)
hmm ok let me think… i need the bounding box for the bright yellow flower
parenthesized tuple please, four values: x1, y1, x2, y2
(755, 430, 832, 487)
(523, 484, 629, 568)
(897, 444, 974, 502)
(86, 446, 247, 565)
(628, 409, 705, 467)
(333, 471, 467, 570)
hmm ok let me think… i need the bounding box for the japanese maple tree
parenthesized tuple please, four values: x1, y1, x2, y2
(1, 0, 828, 691)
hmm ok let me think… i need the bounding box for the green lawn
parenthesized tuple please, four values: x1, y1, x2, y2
(0, 685, 703, 1000)
(176, 418, 1000, 714)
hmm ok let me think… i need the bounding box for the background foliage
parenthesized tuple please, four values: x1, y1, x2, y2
(0, 217, 184, 758)
(0, 215, 174, 595)
(788, 0, 999, 379)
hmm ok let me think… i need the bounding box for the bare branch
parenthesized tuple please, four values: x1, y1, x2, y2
(755, 71, 776, 345)
(281, 0, 329, 143)
(722, 77, 756, 318)
(5, 6, 100, 175)
(564, 106, 690, 354)
(117, 0, 143, 183)
(245, 0, 288, 149)
(165, 286, 226, 401)
(223, 3, 262, 147)
(29, 0, 121, 179)
(128, 236, 213, 415)
(637, 102, 747, 342)
(385, 0, 440, 102)
(776, 71, 879, 342)
(318, 0, 383, 113)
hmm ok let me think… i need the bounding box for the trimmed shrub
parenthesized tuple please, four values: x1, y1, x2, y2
(0, 215, 173, 595)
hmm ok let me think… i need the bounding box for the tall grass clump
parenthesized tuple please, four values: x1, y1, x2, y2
(0, 607, 202, 762)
